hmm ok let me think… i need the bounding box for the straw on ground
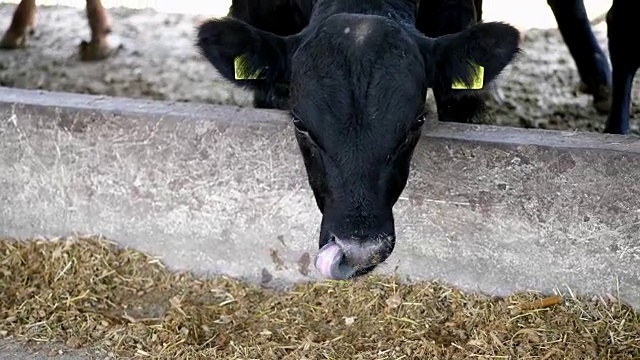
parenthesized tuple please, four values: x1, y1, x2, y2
(1, 236, 638, 359)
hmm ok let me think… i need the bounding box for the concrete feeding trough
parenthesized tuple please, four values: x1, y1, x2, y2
(1, 86, 639, 310)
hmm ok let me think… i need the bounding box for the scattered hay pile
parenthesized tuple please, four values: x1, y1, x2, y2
(1, 236, 639, 359)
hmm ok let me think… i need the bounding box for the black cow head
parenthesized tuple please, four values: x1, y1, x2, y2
(197, 3, 519, 280)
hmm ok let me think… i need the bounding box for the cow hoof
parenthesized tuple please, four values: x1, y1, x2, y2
(0, 29, 30, 49)
(577, 81, 590, 94)
(78, 35, 121, 61)
(593, 97, 611, 114)
(577, 81, 611, 114)
(592, 84, 611, 114)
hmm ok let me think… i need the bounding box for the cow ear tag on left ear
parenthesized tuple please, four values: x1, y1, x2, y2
(451, 62, 484, 90)
(234, 54, 266, 80)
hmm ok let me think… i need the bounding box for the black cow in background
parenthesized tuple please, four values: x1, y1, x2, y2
(197, 0, 521, 280)
(543, 0, 639, 134)
(225, 0, 639, 135)
(225, 0, 315, 109)
(602, 0, 640, 134)
(223, 0, 510, 125)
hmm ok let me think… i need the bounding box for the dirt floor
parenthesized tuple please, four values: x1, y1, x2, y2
(1, 4, 639, 135)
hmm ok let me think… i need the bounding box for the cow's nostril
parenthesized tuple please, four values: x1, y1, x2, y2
(335, 236, 393, 267)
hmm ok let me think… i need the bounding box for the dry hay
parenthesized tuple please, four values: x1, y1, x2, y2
(1, 236, 639, 359)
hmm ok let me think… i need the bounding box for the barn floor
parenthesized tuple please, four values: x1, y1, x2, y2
(0, 4, 639, 135)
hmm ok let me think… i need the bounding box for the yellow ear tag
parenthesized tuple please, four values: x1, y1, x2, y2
(234, 54, 265, 80)
(451, 63, 484, 90)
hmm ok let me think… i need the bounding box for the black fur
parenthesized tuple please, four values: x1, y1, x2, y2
(602, 0, 640, 134)
(196, 0, 520, 279)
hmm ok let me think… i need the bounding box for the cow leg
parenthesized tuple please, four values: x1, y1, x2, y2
(417, 0, 487, 123)
(605, 62, 635, 135)
(0, 0, 36, 49)
(547, 0, 611, 114)
(473, 0, 482, 21)
(604, 0, 639, 135)
(78, 0, 116, 61)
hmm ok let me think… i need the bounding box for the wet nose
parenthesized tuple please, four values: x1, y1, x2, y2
(314, 234, 395, 280)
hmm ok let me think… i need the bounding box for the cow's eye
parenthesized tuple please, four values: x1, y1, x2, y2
(292, 117, 309, 134)
(292, 115, 323, 151)
(389, 113, 426, 160)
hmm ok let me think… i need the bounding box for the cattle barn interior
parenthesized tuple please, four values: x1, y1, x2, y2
(0, 0, 639, 359)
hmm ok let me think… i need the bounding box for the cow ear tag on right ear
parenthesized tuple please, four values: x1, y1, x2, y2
(451, 62, 484, 90)
(234, 54, 266, 80)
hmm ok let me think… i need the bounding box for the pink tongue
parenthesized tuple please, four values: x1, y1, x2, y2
(315, 243, 342, 279)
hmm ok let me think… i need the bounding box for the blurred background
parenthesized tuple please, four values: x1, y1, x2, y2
(0, 0, 612, 29)
(1, 0, 635, 134)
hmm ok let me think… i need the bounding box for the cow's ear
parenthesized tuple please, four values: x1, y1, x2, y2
(196, 17, 298, 88)
(413, 22, 520, 90)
